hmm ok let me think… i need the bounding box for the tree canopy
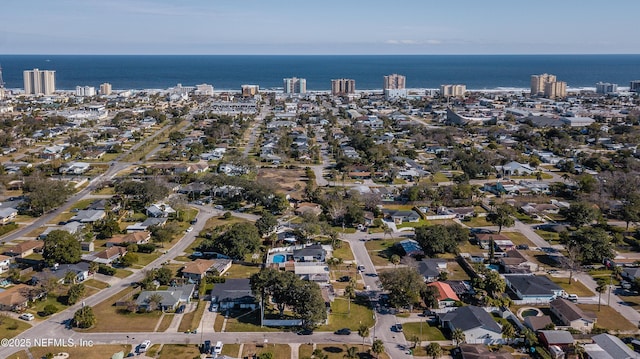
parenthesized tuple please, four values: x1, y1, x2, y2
(566, 227, 613, 264)
(379, 267, 426, 311)
(414, 224, 469, 257)
(486, 204, 515, 233)
(42, 230, 82, 266)
(199, 222, 261, 260)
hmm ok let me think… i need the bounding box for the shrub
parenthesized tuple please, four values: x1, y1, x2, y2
(42, 304, 59, 316)
(98, 264, 116, 276)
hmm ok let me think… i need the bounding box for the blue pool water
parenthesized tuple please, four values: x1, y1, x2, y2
(486, 264, 500, 271)
(273, 254, 286, 263)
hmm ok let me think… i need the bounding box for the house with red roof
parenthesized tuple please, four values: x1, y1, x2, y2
(427, 281, 461, 307)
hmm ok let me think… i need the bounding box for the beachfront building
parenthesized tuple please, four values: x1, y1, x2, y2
(440, 84, 467, 97)
(530, 73, 566, 98)
(283, 77, 306, 94)
(383, 73, 407, 99)
(99, 82, 112, 95)
(23, 68, 56, 95)
(630, 80, 640, 93)
(75, 86, 96, 97)
(195, 84, 214, 96)
(242, 84, 260, 97)
(595, 82, 618, 94)
(331, 78, 356, 95)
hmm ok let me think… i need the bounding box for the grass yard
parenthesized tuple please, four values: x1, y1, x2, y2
(214, 313, 225, 332)
(83, 287, 165, 332)
(502, 231, 535, 247)
(223, 308, 281, 332)
(242, 343, 291, 359)
(221, 343, 242, 357)
(402, 321, 447, 341)
(83, 278, 110, 290)
(546, 276, 595, 297)
(113, 268, 134, 279)
(0, 316, 31, 339)
(577, 304, 637, 331)
(447, 261, 471, 281)
(24, 345, 132, 359)
(178, 300, 206, 333)
(223, 264, 262, 279)
(157, 344, 201, 358)
(156, 313, 174, 332)
(463, 216, 492, 227)
(332, 241, 355, 261)
(534, 229, 561, 243)
(318, 297, 375, 332)
(299, 344, 390, 359)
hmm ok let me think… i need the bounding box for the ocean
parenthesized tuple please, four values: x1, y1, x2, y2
(0, 54, 639, 92)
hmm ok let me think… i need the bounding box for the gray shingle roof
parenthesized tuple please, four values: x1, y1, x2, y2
(440, 305, 501, 333)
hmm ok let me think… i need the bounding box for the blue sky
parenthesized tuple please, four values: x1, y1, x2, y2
(1, 0, 639, 55)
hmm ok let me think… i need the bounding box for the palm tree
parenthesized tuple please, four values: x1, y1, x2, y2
(522, 327, 538, 347)
(596, 278, 607, 311)
(425, 342, 443, 359)
(343, 346, 358, 359)
(345, 278, 356, 314)
(371, 339, 384, 359)
(64, 271, 77, 285)
(88, 262, 99, 275)
(357, 323, 369, 351)
(452, 328, 466, 347)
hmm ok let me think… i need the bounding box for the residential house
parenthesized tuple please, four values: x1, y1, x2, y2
(475, 233, 513, 250)
(0, 255, 11, 273)
(136, 284, 196, 312)
(4, 240, 44, 258)
(106, 231, 151, 247)
(427, 281, 461, 307)
(585, 333, 640, 359)
(126, 217, 168, 232)
(146, 203, 176, 218)
(437, 206, 475, 219)
(622, 267, 640, 282)
(417, 258, 447, 282)
(504, 274, 564, 304)
(439, 305, 504, 344)
(0, 207, 18, 225)
(500, 249, 538, 273)
(32, 263, 91, 285)
(292, 245, 326, 262)
(384, 209, 421, 224)
(209, 279, 258, 311)
(81, 247, 127, 265)
(549, 298, 596, 333)
(181, 258, 232, 282)
(524, 315, 553, 332)
(69, 209, 106, 223)
(538, 330, 575, 352)
(0, 284, 45, 311)
(39, 222, 85, 239)
(394, 239, 424, 257)
(497, 161, 536, 176)
(59, 162, 91, 175)
(459, 344, 514, 359)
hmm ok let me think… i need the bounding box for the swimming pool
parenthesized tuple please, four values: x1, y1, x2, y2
(485, 264, 500, 271)
(273, 254, 286, 263)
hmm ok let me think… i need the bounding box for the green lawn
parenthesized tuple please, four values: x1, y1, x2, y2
(223, 264, 262, 279)
(242, 343, 291, 359)
(221, 343, 241, 357)
(577, 304, 636, 331)
(547, 276, 595, 297)
(463, 216, 492, 227)
(447, 261, 471, 281)
(299, 344, 390, 359)
(0, 316, 31, 339)
(83, 287, 164, 333)
(223, 309, 281, 332)
(402, 321, 446, 341)
(157, 344, 201, 359)
(534, 229, 561, 243)
(502, 231, 535, 247)
(332, 241, 355, 261)
(318, 297, 375, 332)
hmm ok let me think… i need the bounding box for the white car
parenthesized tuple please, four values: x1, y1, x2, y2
(19, 313, 34, 321)
(186, 226, 193, 233)
(139, 340, 151, 352)
(214, 341, 223, 354)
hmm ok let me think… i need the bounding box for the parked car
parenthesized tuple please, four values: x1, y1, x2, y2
(214, 341, 223, 354)
(186, 226, 194, 233)
(297, 329, 313, 335)
(566, 294, 579, 302)
(19, 313, 34, 321)
(202, 340, 212, 354)
(337, 276, 351, 282)
(334, 328, 351, 335)
(139, 340, 151, 353)
(392, 324, 403, 332)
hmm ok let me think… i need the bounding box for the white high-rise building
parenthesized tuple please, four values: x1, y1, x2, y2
(283, 77, 306, 94)
(23, 68, 56, 95)
(440, 84, 467, 97)
(595, 82, 617, 94)
(195, 84, 214, 96)
(75, 86, 96, 97)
